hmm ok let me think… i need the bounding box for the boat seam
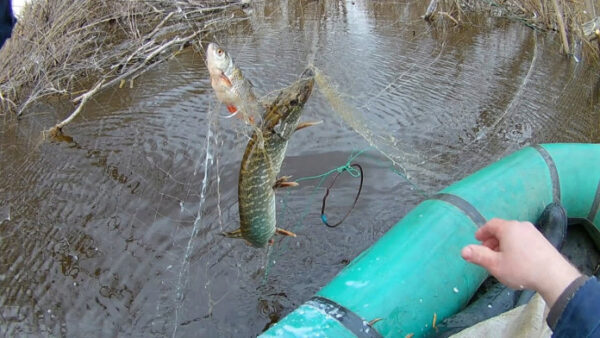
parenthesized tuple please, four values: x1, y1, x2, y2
(532, 144, 561, 203)
(306, 296, 382, 338)
(587, 180, 600, 222)
(430, 193, 487, 227)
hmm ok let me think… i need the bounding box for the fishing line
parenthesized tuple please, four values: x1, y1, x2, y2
(320, 163, 363, 228)
(358, 41, 447, 109)
(262, 147, 429, 283)
(474, 32, 538, 142)
(311, 66, 430, 182)
(262, 149, 368, 283)
(173, 101, 216, 338)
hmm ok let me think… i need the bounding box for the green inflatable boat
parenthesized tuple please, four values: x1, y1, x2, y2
(261, 143, 600, 337)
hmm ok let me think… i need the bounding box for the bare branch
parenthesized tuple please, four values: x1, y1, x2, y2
(49, 79, 104, 135)
(0, 0, 246, 116)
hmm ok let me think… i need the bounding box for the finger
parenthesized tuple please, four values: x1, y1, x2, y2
(482, 237, 499, 251)
(475, 226, 496, 242)
(475, 218, 507, 241)
(461, 244, 501, 273)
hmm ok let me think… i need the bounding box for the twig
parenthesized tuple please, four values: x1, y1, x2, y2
(184, 4, 240, 16)
(510, 0, 526, 13)
(424, 0, 438, 21)
(552, 0, 570, 54)
(70, 15, 121, 35)
(438, 11, 460, 25)
(148, 11, 176, 39)
(49, 79, 104, 134)
(0, 90, 17, 111)
(119, 39, 157, 73)
(17, 88, 50, 116)
(73, 31, 201, 103)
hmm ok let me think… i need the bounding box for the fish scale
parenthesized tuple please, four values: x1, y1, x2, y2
(227, 69, 316, 247)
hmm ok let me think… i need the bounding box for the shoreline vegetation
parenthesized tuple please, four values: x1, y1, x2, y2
(0, 0, 598, 135)
(0, 0, 247, 136)
(425, 0, 600, 61)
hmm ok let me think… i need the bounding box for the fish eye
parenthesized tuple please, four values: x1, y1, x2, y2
(217, 48, 223, 56)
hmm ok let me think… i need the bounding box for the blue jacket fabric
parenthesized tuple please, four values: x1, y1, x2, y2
(0, 0, 17, 49)
(551, 276, 600, 337)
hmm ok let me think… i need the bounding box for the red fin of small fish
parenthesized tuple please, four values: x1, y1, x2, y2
(227, 105, 238, 113)
(220, 73, 233, 87)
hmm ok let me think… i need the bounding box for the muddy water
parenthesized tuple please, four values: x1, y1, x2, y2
(1, 0, 599, 336)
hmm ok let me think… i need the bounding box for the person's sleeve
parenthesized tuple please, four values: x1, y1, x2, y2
(1, 0, 16, 33)
(547, 275, 600, 337)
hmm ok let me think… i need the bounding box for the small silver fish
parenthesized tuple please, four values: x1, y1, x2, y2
(206, 42, 259, 123)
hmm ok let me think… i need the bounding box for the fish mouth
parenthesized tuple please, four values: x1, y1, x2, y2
(206, 42, 226, 75)
(206, 42, 219, 54)
(262, 70, 315, 130)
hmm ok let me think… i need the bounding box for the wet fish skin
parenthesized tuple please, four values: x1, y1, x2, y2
(205, 42, 259, 120)
(227, 69, 316, 247)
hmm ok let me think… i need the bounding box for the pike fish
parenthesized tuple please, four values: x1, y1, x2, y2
(224, 68, 321, 247)
(206, 42, 260, 122)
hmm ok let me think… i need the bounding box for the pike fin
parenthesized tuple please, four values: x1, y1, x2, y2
(295, 120, 323, 131)
(276, 228, 297, 237)
(275, 182, 299, 188)
(222, 228, 243, 238)
(220, 73, 233, 87)
(273, 176, 299, 189)
(227, 105, 238, 113)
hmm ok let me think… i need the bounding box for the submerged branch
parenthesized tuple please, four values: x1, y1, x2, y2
(49, 79, 104, 137)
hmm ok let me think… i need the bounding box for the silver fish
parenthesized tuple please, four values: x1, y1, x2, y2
(206, 42, 259, 123)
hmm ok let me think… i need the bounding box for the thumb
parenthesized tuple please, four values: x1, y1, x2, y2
(461, 244, 500, 272)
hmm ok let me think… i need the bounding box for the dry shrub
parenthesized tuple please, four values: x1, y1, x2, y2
(425, 0, 600, 62)
(0, 0, 244, 115)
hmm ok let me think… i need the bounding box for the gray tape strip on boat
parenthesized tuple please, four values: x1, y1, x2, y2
(532, 144, 561, 203)
(431, 193, 487, 227)
(307, 296, 382, 338)
(588, 180, 600, 222)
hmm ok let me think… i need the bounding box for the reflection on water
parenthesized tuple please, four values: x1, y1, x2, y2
(1, 0, 599, 336)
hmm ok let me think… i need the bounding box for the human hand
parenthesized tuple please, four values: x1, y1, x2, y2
(461, 218, 581, 307)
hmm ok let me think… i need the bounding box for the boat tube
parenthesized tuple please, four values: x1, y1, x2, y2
(261, 143, 600, 337)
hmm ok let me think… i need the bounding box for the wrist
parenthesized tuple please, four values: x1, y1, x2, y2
(546, 275, 590, 329)
(535, 258, 582, 308)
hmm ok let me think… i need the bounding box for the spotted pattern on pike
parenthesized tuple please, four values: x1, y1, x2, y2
(226, 68, 316, 247)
